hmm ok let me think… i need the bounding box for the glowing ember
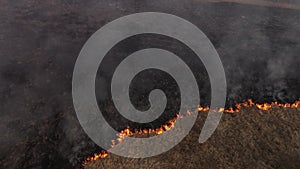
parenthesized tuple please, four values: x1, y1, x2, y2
(83, 150, 109, 165)
(83, 99, 300, 165)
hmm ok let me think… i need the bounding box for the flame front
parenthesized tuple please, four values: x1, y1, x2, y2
(83, 151, 109, 166)
(83, 99, 300, 165)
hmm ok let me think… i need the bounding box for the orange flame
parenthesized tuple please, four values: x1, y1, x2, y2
(83, 99, 300, 165)
(83, 150, 109, 165)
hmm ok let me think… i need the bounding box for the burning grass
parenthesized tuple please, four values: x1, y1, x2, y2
(83, 99, 300, 168)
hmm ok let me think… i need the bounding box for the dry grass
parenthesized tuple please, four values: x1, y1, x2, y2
(85, 107, 300, 169)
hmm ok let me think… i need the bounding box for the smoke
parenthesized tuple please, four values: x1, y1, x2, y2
(0, 0, 300, 168)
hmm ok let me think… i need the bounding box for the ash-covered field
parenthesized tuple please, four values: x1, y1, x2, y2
(0, 0, 300, 169)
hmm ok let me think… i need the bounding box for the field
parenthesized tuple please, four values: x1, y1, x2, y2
(85, 107, 300, 169)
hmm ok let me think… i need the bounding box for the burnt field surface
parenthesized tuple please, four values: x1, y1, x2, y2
(0, 0, 300, 169)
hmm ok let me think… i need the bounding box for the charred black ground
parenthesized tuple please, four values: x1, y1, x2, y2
(0, 0, 300, 169)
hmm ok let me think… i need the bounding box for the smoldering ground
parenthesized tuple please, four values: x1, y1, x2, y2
(0, 0, 300, 168)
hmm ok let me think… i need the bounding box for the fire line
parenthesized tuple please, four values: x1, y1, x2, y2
(83, 99, 300, 165)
